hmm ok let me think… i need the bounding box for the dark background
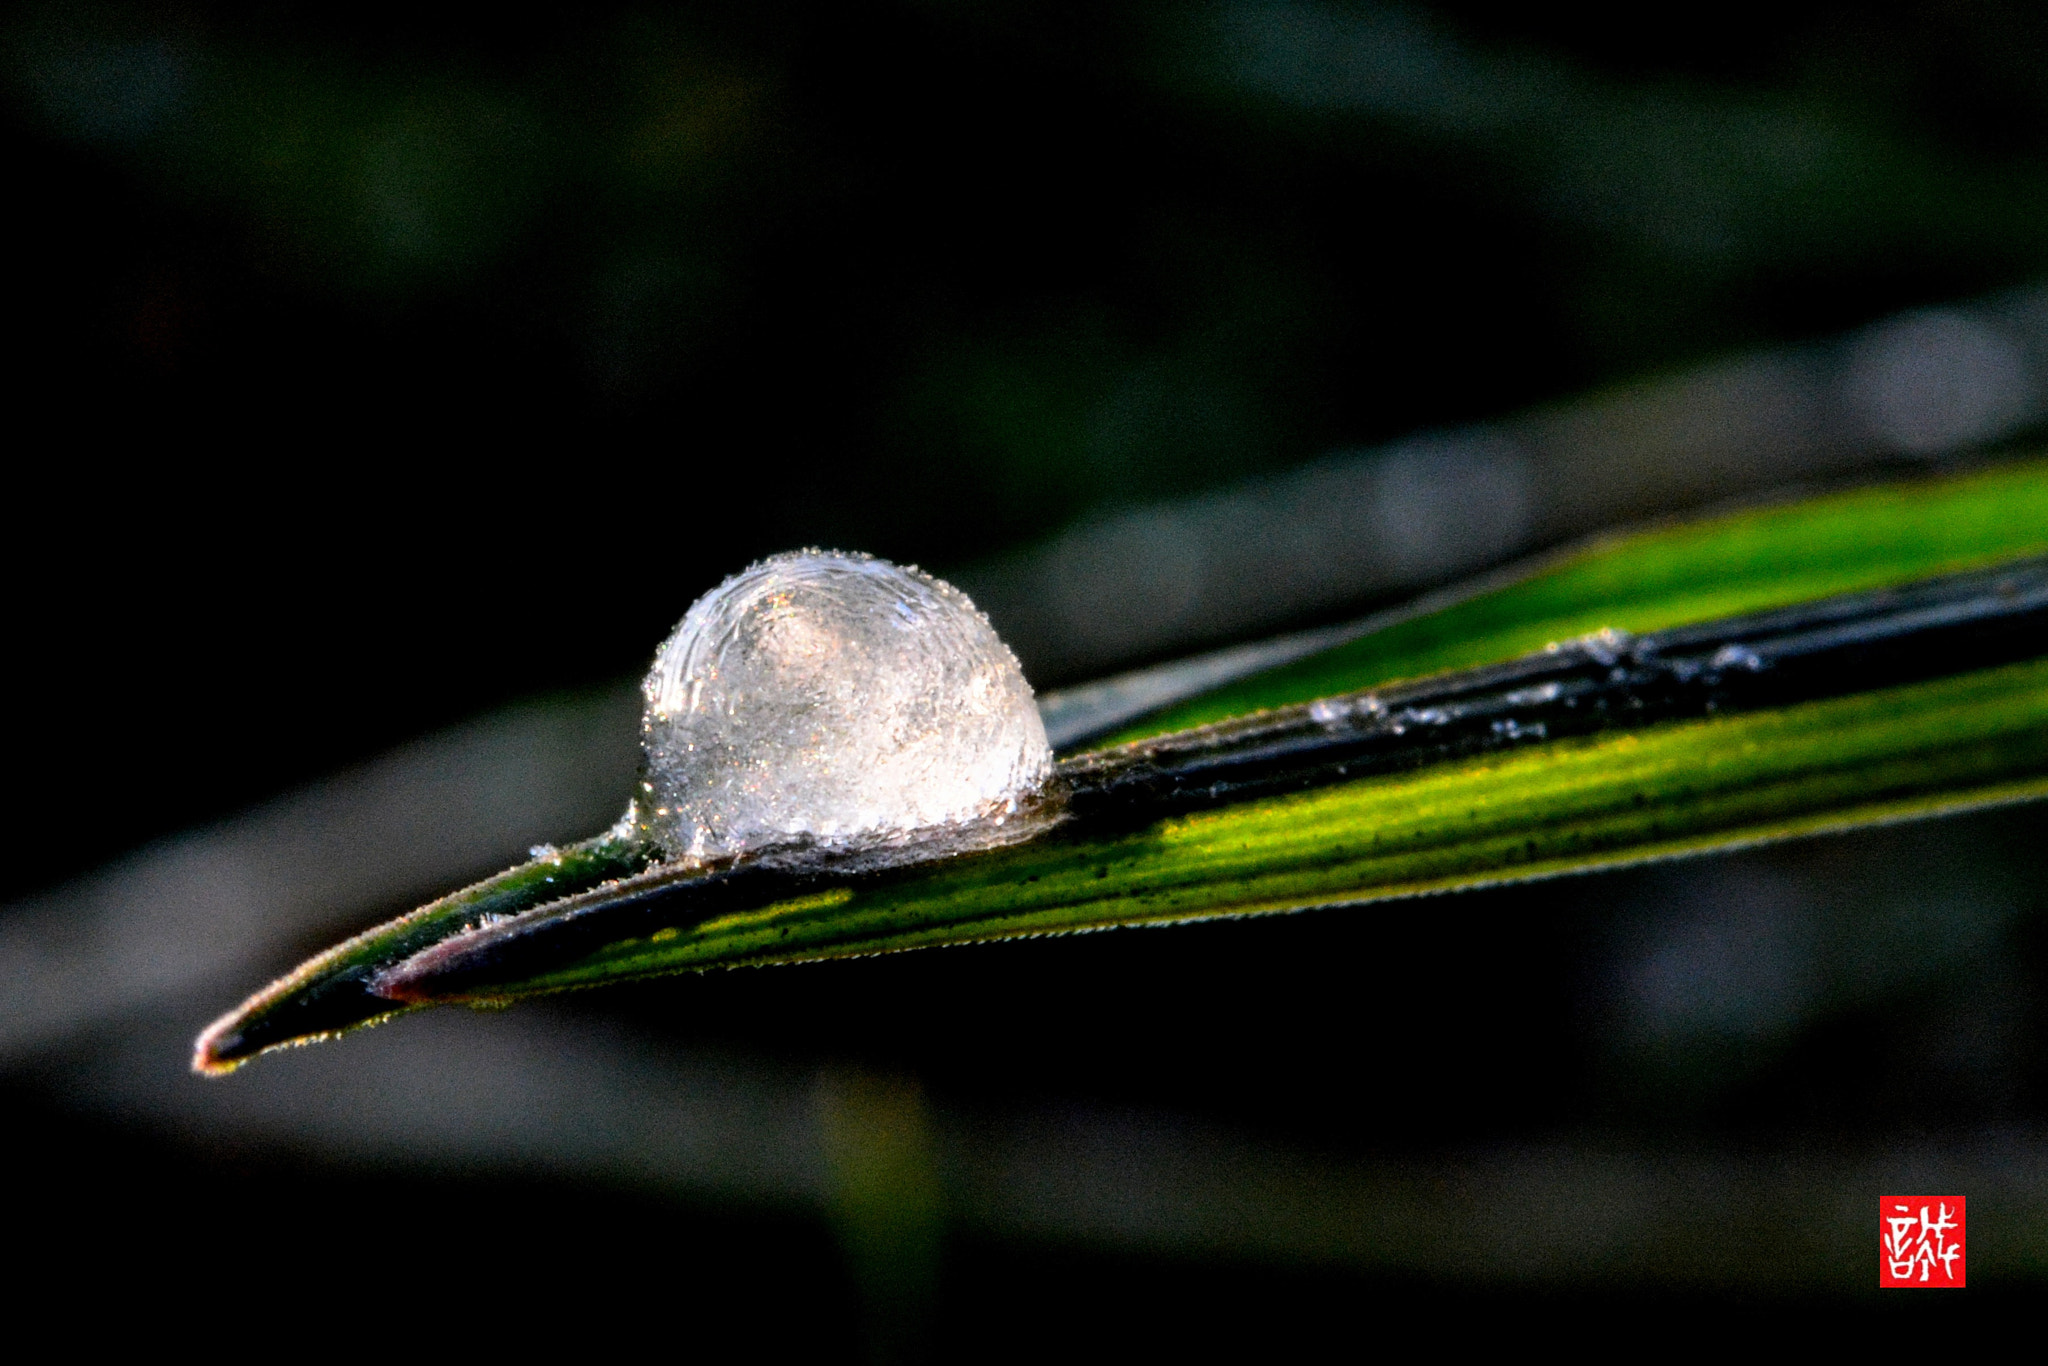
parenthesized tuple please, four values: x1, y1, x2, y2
(5, 1, 2044, 1351)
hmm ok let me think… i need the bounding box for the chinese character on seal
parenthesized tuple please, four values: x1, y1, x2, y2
(1880, 1196, 1966, 1287)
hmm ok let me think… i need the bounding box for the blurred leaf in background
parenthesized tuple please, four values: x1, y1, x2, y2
(16, 1, 2048, 896)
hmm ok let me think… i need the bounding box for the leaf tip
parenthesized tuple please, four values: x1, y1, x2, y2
(191, 1012, 253, 1076)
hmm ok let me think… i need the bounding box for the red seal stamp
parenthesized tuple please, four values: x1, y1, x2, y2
(1881, 1197, 1966, 1287)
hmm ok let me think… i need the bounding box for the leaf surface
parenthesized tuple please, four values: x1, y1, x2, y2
(196, 459, 2048, 1069)
(1108, 461, 2048, 743)
(389, 661, 2048, 998)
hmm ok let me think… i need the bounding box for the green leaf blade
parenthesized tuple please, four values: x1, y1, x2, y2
(1112, 460, 2048, 743)
(193, 831, 650, 1072)
(199, 463, 2048, 1064)
(449, 658, 2048, 998)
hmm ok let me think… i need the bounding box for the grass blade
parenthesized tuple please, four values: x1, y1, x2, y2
(1093, 459, 2048, 745)
(376, 609, 2048, 1003)
(195, 459, 2048, 1068)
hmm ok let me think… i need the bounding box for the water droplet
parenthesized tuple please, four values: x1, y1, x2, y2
(629, 549, 1054, 865)
(1308, 698, 1349, 727)
(1709, 643, 1766, 672)
(1575, 627, 1635, 668)
(1502, 682, 1562, 707)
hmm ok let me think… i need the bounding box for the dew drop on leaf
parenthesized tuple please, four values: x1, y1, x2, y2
(630, 549, 1054, 864)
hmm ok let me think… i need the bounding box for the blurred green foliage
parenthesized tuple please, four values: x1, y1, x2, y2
(12, 0, 2048, 893)
(20, 1, 2048, 527)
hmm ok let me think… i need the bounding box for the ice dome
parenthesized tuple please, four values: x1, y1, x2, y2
(631, 550, 1053, 863)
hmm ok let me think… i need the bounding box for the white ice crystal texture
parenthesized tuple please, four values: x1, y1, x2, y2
(633, 550, 1053, 864)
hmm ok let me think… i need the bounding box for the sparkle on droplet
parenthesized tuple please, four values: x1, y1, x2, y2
(627, 549, 1054, 865)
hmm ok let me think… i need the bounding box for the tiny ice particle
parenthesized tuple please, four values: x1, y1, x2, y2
(631, 549, 1053, 864)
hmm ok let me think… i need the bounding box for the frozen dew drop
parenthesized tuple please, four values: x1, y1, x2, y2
(631, 549, 1054, 865)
